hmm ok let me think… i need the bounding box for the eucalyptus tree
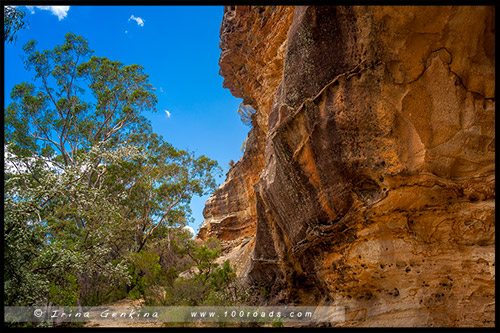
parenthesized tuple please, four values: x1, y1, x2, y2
(4, 33, 220, 306)
(4, 6, 27, 43)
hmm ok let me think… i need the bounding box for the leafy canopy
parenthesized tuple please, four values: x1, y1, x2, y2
(4, 33, 221, 307)
(4, 6, 27, 43)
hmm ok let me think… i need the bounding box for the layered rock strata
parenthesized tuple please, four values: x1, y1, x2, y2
(200, 6, 495, 327)
(199, 6, 294, 241)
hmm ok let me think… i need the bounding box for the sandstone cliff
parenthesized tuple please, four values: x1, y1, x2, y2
(199, 6, 294, 243)
(199, 6, 495, 327)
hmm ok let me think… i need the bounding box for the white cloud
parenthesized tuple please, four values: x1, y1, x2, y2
(129, 15, 145, 27)
(26, 6, 70, 20)
(159, 87, 164, 93)
(164, 110, 171, 118)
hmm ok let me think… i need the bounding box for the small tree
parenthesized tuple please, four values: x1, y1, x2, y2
(159, 238, 241, 306)
(4, 143, 140, 306)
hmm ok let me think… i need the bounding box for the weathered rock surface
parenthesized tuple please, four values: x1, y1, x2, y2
(198, 6, 294, 241)
(200, 5, 495, 327)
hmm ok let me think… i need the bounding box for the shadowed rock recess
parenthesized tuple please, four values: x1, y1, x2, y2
(198, 6, 495, 327)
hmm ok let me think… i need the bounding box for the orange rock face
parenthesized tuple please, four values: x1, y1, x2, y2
(200, 6, 495, 327)
(198, 6, 294, 241)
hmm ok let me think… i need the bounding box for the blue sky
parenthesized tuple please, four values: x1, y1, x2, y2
(4, 5, 249, 234)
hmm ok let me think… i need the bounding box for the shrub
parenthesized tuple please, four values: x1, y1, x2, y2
(128, 251, 171, 303)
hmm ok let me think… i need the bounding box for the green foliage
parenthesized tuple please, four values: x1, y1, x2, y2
(48, 274, 80, 306)
(128, 251, 169, 301)
(4, 33, 221, 309)
(4, 145, 133, 307)
(119, 235, 244, 307)
(155, 238, 247, 307)
(4, 202, 48, 306)
(4, 6, 27, 43)
(162, 277, 205, 306)
(7, 32, 157, 162)
(271, 319, 285, 327)
(200, 260, 238, 306)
